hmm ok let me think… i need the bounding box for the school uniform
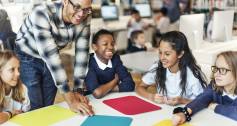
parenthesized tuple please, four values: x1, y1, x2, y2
(142, 62, 203, 99)
(186, 84, 237, 121)
(85, 53, 135, 94)
(126, 42, 147, 53)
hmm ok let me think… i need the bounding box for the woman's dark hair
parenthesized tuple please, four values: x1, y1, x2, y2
(155, 31, 207, 96)
(92, 29, 114, 44)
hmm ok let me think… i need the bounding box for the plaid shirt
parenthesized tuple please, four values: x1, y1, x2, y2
(15, 1, 91, 93)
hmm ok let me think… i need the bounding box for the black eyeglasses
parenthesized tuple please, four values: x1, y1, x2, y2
(211, 66, 231, 75)
(68, 0, 92, 15)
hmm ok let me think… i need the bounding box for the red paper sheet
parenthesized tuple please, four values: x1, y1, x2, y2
(103, 96, 161, 115)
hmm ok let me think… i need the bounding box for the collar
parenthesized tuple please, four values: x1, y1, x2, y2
(166, 68, 180, 77)
(50, 2, 71, 28)
(222, 90, 237, 99)
(134, 43, 144, 49)
(94, 53, 112, 70)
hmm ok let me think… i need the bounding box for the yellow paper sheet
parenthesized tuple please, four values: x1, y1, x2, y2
(153, 119, 192, 126)
(10, 105, 77, 126)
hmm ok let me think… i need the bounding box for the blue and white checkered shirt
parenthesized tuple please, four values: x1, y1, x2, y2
(15, 1, 91, 93)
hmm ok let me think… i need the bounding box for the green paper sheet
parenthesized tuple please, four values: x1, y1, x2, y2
(153, 119, 192, 126)
(10, 105, 77, 126)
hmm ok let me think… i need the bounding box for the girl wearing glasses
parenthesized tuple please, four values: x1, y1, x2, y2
(172, 51, 237, 125)
(136, 31, 207, 106)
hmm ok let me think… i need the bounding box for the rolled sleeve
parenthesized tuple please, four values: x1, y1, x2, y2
(74, 24, 90, 88)
(142, 63, 158, 85)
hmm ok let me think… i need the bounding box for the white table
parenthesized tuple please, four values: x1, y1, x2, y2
(3, 92, 237, 126)
(120, 51, 158, 73)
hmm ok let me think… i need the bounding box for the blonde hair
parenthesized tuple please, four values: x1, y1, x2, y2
(212, 51, 237, 95)
(0, 51, 25, 109)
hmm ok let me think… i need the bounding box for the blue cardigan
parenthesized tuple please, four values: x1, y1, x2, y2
(85, 53, 135, 94)
(126, 41, 146, 53)
(186, 84, 237, 121)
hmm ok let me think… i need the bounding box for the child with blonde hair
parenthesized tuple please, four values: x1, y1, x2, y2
(0, 51, 30, 124)
(172, 51, 237, 125)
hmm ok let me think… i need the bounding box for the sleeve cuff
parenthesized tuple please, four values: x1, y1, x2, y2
(214, 104, 221, 113)
(72, 78, 85, 93)
(57, 81, 70, 94)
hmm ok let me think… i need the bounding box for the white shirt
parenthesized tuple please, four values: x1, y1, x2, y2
(142, 62, 203, 99)
(156, 16, 170, 33)
(3, 85, 30, 112)
(94, 53, 112, 70)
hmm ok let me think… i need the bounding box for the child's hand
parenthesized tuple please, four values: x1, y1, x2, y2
(208, 103, 218, 110)
(12, 110, 23, 116)
(153, 94, 166, 104)
(172, 113, 186, 126)
(166, 97, 182, 106)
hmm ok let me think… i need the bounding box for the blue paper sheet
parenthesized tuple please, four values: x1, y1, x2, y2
(81, 115, 133, 126)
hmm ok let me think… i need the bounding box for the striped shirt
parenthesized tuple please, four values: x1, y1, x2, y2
(15, 1, 91, 93)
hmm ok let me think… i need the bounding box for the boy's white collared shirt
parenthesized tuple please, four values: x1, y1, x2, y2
(134, 43, 144, 49)
(94, 53, 112, 70)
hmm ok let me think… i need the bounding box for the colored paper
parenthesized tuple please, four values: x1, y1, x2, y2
(81, 115, 132, 126)
(10, 105, 77, 126)
(153, 119, 192, 126)
(103, 96, 161, 115)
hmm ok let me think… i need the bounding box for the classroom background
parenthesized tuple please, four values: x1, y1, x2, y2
(0, 0, 237, 126)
